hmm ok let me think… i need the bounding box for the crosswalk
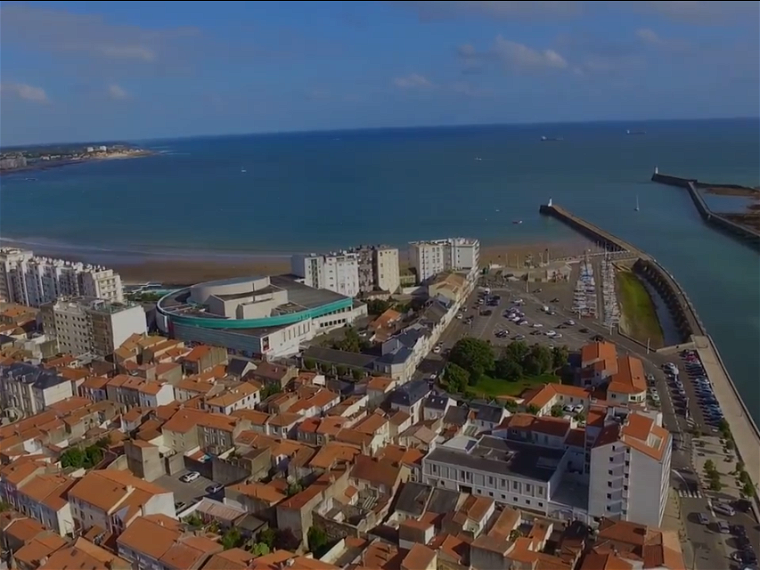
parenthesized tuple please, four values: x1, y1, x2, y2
(677, 489, 703, 498)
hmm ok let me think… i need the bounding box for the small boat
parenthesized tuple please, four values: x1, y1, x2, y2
(626, 129, 646, 135)
(541, 136, 563, 142)
(475, 157, 483, 161)
(635, 195, 640, 212)
(24, 177, 38, 181)
(241, 169, 247, 173)
(513, 220, 523, 225)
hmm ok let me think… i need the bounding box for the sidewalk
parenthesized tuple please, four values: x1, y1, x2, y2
(662, 490, 693, 565)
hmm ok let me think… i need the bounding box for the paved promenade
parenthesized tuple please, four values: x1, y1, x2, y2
(694, 335, 760, 503)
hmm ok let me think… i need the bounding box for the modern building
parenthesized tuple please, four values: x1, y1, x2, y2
(291, 252, 361, 298)
(40, 297, 147, 357)
(0, 362, 76, 416)
(348, 245, 401, 294)
(408, 238, 480, 283)
(0, 248, 123, 306)
(156, 275, 366, 360)
(423, 405, 671, 527)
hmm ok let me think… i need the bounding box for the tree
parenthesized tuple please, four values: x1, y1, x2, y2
(250, 542, 270, 557)
(508, 529, 523, 541)
(307, 525, 329, 555)
(526, 404, 540, 415)
(524, 344, 553, 376)
(551, 345, 570, 369)
(336, 327, 369, 353)
(495, 357, 523, 381)
(221, 528, 243, 550)
(274, 529, 301, 551)
(445, 363, 471, 393)
(450, 338, 494, 377)
(741, 481, 756, 499)
(352, 368, 364, 381)
(336, 365, 348, 377)
(550, 404, 564, 417)
(504, 399, 518, 412)
(0, 501, 10, 513)
(184, 513, 203, 528)
(60, 447, 85, 469)
(258, 528, 276, 549)
(286, 482, 303, 497)
(303, 359, 316, 370)
(704, 459, 716, 473)
(709, 479, 723, 492)
(504, 340, 530, 364)
(367, 299, 392, 315)
(725, 439, 734, 451)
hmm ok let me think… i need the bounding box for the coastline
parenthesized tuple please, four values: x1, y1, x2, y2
(0, 150, 155, 177)
(0, 235, 594, 285)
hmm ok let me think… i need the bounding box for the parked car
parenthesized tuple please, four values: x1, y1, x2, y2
(205, 483, 224, 494)
(180, 471, 201, 483)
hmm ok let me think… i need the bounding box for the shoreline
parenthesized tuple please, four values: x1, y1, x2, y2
(0, 150, 155, 177)
(0, 235, 595, 285)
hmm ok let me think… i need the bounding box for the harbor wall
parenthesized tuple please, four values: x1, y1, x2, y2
(651, 172, 760, 250)
(539, 202, 703, 343)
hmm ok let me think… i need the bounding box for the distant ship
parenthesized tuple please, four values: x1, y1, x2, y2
(241, 168, 247, 173)
(635, 195, 640, 212)
(540, 136, 563, 142)
(626, 129, 646, 135)
(475, 157, 483, 161)
(513, 220, 523, 225)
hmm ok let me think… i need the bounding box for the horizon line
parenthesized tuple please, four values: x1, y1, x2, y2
(2, 115, 758, 150)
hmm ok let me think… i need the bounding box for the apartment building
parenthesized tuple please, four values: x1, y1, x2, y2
(424, 406, 671, 527)
(408, 238, 480, 283)
(15, 473, 76, 536)
(0, 248, 123, 306)
(40, 297, 147, 357)
(349, 245, 401, 294)
(0, 362, 75, 416)
(67, 469, 175, 534)
(291, 252, 360, 297)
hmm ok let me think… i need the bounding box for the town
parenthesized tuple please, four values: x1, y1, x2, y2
(0, 144, 151, 172)
(0, 239, 756, 570)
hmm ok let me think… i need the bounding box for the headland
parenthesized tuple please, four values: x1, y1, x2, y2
(539, 199, 760, 518)
(651, 170, 760, 251)
(0, 144, 154, 176)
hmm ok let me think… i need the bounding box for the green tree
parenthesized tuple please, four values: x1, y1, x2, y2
(303, 359, 316, 370)
(352, 368, 364, 381)
(250, 542, 270, 557)
(286, 482, 303, 497)
(336, 365, 348, 377)
(307, 525, 329, 554)
(336, 327, 369, 353)
(526, 404, 540, 415)
(445, 363, 471, 393)
(504, 399, 519, 412)
(274, 529, 301, 551)
(367, 299, 392, 315)
(709, 478, 723, 492)
(495, 357, 523, 381)
(551, 345, 570, 369)
(508, 529, 523, 541)
(704, 459, 716, 473)
(258, 528, 276, 549)
(504, 340, 530, 364)
(725, 439, 734, 451)
(550, 404, 564, 417)
(741, 481, 756, 498)
(524, 344, 553, 376)
(60, 447, 87, 469)
(221, 527, 242, 550)
(83, 445, 104, 468)
(184, 513, 203, 528)
(450, 338, 495, 377)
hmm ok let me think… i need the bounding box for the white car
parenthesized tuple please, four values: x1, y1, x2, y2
(565, 319, 576, 326)
(433, 345, 441, 354)
(180, 471, 200, 483)
(513, 299, 524, 305)
(532, 323, 543, 328)
(546, 330, 557, 337)
(572, 404, 584, 414)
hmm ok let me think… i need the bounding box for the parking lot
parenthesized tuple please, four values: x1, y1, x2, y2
(156, 469, 215, 506)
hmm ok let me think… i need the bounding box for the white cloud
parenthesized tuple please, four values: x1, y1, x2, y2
(0, 82, 49, 103)
(0, 4, 197, 64)
(108, 84, 130, 100)
(393, 73, 434, 89)
(493, 36, 568, 70)
(450, 82, 492, 97)
(635, 28, 663, 46)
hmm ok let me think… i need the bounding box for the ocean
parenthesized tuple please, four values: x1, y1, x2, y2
(1, 118, 759, 419)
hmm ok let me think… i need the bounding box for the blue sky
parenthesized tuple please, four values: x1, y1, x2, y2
(1, 0, 758, 145)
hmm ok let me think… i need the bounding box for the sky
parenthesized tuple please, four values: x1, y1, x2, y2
(1, 0, 758, 145)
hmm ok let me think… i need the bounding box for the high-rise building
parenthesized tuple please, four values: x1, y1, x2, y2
(349, 245, 401, 294)
(291, 252, 361, 298)
(0, 248, 123, 307)
(408, 238, 480, 283)
(40, 297, 147, 357)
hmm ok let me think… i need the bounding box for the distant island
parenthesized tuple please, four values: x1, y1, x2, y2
(0, 143, 154, 174)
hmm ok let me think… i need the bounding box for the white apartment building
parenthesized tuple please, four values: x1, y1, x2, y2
(408, 238, 480, 283)
(0, 248, 123, 306)
(40, 297, 147, 357)
(291, 252, 360, 297)
(349, 245, 401, 294)
(0, 362, 75, 417)
(423, 407, 671, 527)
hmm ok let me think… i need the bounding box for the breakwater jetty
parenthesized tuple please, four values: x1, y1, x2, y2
(651, 170, 760, 251)
(539, 199, 759, 518)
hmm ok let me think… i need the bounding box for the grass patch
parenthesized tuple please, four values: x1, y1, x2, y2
(616, 270, 664, 347)
(470, 373, 560, 398)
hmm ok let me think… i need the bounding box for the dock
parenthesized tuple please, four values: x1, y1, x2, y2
(539, 200, 760, 513)
(651, 171, 760, 251)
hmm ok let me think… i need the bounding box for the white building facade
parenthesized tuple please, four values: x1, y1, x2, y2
(291, 252, 361, 297)
(0, 248, 123, 306)
(408, 238, 480, 283)
(40, 297, 147, 357)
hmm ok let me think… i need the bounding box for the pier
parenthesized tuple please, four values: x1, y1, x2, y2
(652, 170, 760, 251)
(539, 199, 760, 518)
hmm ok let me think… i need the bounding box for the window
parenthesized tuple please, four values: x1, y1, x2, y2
(608, 470, 613, 475)
(538, 502, 544, 507)
(526, 499, 531, 505)
(606, 493, 611, 499)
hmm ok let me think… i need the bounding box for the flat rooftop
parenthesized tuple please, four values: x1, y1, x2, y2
(426, 435, 566, 482)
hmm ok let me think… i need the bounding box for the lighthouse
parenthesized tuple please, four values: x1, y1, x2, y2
(548, 198, 553, 207)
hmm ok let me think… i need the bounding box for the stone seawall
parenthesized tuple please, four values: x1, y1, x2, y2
(651, 172, 760, 250)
